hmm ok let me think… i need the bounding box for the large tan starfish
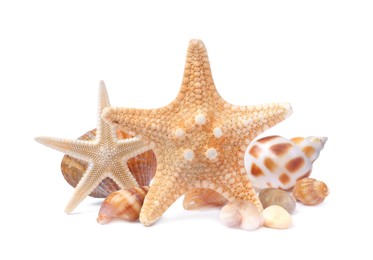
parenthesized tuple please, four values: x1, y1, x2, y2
(35, 81, 151, 214)
(103, 39, 292, 226)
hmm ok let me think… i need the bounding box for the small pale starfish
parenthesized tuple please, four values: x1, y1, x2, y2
(35, 81, 151, 214)
(103, 39, 292, 226)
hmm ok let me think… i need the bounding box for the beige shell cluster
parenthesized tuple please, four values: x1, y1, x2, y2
(212, 135, 329, 230)
(59, 132, 329, 230)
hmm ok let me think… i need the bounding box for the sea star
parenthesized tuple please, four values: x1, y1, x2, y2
(103, 39, 292, 226)
(35, 81, 151, 214)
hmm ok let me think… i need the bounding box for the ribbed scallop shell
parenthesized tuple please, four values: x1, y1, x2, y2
(183, 188, 227, 210)
(97, 186, 149, 224)
(61, 129, 156, 198)
(292, 178, 329, 205)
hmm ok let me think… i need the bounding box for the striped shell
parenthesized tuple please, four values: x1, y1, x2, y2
(244, 136, 327, 190)
(61, 129, 156, 198)
(183, 188, 227, 210)
(292, 178, 329, 205)
(97, 186, 149, 224)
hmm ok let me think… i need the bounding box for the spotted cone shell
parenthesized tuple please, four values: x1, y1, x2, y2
(61, 129, 156, 198)
(244, 136, 327, 190)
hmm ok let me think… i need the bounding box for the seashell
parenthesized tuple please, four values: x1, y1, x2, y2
(259, 188, 296, 214)
(292, 178, 329, 205)
(262, 205, 292, 229)
(183, 188, 228, 210)
(97, 186, 149, 224)
(61, 129, 156, 198)
(244, 135, 327, 190)
(219, 201, 264, 231)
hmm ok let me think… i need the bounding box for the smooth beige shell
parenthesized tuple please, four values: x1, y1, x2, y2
(61, 129, 156, 198)
(183, 188, 228, 210)
(292, 178, 329, 205)
(97, 186, 149, 224)
(219, 201, 264, 231)
(262, 205, 292, 229)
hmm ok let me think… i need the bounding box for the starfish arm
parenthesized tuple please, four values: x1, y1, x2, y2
(108, 162, 139, 189)
(221, 102, 292, 146)
(64, 164, 107, 214)
(97, 81, 111, 119)
(35, 136, 97, 161)
(95, 81, 115, 142)
(116, 137, 153, 159)
(174, 39, 221, 109)
(139, 171, 187, 226)
(102, 107, 171, 146)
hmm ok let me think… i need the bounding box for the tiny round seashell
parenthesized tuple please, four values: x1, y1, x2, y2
(244, 135, 327, 190)
(262, 205, 292, 229)
(61, 129, 156, 198)
(259, 188, 296, 214)
(219, 201, 263, 231)
(183, 188, 227, 210)
(97, 186, 149, 224)
(292, 178, 329, 205)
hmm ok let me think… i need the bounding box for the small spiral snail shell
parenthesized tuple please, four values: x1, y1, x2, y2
(244, 136, 327, 190)
(97, 186, 149, 224)
(61, 129, 156, 198)
(292, 178, 329, 205)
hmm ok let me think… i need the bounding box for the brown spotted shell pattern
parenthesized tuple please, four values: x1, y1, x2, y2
(61, 129, 156, 198)
(244, 136, 327, 190)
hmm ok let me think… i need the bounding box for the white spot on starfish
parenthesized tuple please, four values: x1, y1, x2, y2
(195, 113, 206, 125)
(242, 118, 253, 126)
(213, 127, 223, 138)
(183, 149, 194, 161)
(174, 128, 185, 138)
(206, 148, 218, 160)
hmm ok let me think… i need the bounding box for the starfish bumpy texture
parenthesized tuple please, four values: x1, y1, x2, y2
(103, 39, 292, 226)
(35, 82, 151, 214)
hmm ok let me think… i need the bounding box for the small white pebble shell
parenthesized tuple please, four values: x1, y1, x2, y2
(262, 205, 292, 229)
(219, 201, 264, 231)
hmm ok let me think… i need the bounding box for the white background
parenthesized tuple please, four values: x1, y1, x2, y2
(1, 1, 372, 259)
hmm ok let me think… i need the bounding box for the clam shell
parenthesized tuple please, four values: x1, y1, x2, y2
(183, 188, 227, 210)
(61, 129, 156, 198)
(97, 186, 149, 224)
(292, 178, 329, 205)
